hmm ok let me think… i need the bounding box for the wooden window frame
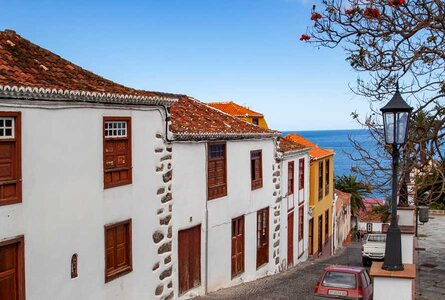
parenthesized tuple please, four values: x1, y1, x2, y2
(103, 117, 132, 189)
(287, 161, 294, 196)
(256, 207, 269, 269)
(325, 159, 330, 196)
(231, 216, 245, 278)
(0, 235, 25, 300)
(325, 209, 329, 245)
(250, 150, 263, 190)
(318, 161, 323, 201)
(0, 112, 22, 206)
(298, 205, 304, 242)
(207, 142, 227, 200)
(104, 219, 132, 283)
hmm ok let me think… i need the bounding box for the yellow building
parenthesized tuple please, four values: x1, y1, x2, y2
(207, 101, 269, 129)
(285, 134, 334, 258)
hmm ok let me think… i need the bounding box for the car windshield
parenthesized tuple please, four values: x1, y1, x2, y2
(322, 271, 356, 289)
(368, 235, 386, 242)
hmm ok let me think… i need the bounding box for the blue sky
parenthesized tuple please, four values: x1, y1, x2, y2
(1, 0, 370, 130)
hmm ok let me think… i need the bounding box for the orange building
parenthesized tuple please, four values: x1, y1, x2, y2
(285, 134, 335, 259)
(208, 101, 269, 129)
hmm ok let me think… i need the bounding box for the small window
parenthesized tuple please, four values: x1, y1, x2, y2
(105, 219, 132, 282)
(71, 254, 78, 279)
(318, 161, 323, 200)
(103, 117, 132, 189)
(208, 143, 227, 200)
(288, 161, 294, 195)
(251, 150, 263, 190)
(252, 118, 259, 126)
(0, 112, 22, 206)
(325, 159, 330, 196)
(256, 207, 269, 268)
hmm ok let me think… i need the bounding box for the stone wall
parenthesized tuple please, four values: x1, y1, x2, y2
(272, 159, 282, 273)
(152, 132, 174, 300)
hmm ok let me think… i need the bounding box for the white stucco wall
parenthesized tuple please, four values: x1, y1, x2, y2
(0, 103, 167, 300)
(398, 209, 415, 226)
(172, 139, 277, 298)
(401, 233, 414, 264)
(373, 277, 413, 300)
(279, 152, 310, 268)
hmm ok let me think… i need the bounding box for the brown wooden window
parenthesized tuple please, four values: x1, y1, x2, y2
(325, 159, 330, 196)
(103, 117, 132, 189)
(251, 150, 263, 190)
(208, 143, 227, 200)
(288, 161, 294, 195)
(325, 209, 329, 244)
(104, 219, 132, 282)
(298, 158, 304, 191)
(178, 225, 201, 294)
(0, 236, 25, 300)
(298, 206, 304, 241)
(71, 253, 78, 279)
(0, 112, 22, 206)
(231, 216, 244, 278)
(256, 207, 269, 268)
(318, 161, 323, 200)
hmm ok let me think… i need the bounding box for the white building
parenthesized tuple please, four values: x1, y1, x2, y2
(170, 96, 281, 298)
(276, 137, 310, 270)
(0, 30, 178, 300)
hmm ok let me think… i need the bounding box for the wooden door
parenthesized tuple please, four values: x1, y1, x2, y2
(308, 219, 313, 255)
(318, 215, 323, 256)
(178, 225, 201, 295)
(287, 211, 294, 266)
(0, 237, 24, 300)
(256, 208, 269, 268)
(231, 216, 244, 278)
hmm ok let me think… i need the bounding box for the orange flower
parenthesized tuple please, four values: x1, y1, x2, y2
(388, 0, 405, 6)
(364, 7, 380, 19)
(299, 34, 311, 41)
(311, 13, 322, 21)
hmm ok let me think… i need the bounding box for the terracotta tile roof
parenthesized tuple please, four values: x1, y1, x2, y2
(277, 137, 309, 154)
(359, 211, 387, 223)
(0, 30, 179, 105)
(208, 101, 264, 118)
(284, 133, 333, 160)
(170, 97, 279, 141)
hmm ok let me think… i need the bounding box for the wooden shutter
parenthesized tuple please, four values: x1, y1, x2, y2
(288, 161, 294, 195)
(104, 220, 132, 282)
(251, 150, 263, 190)
(178, 225, 201, 294)
(325, 159, 330, 196)
(0, 112, 21, 206)
(231, 216, 244, 278)
(256, 207, 269, 268)
(208, 143, 227, 200)
(318, 161, 323, 200)
(299, 158, 304, 190)
(325, 209, 329, 244)
(0, 236, 25, 300)
(298, 205, 304, 241)
(103, 117, 132, 189)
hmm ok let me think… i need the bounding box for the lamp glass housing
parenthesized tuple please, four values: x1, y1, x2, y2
(383, 111, 409, 145)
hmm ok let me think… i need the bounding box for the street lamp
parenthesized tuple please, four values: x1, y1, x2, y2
(380, 83, 413, 271)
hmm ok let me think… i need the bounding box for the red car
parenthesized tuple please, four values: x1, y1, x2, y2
(314, 265, 373, 299)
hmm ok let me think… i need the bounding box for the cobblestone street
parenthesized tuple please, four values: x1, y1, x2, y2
(197, 242, 362, 300)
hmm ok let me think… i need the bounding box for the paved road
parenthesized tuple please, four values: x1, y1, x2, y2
(197, 242, 362, 300)
(416, 214, 445, 300)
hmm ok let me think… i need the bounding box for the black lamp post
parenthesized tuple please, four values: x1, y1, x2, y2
(380, 83, 413, 271)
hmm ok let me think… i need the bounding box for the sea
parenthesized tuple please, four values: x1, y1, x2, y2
(282, 129, 375, 178)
